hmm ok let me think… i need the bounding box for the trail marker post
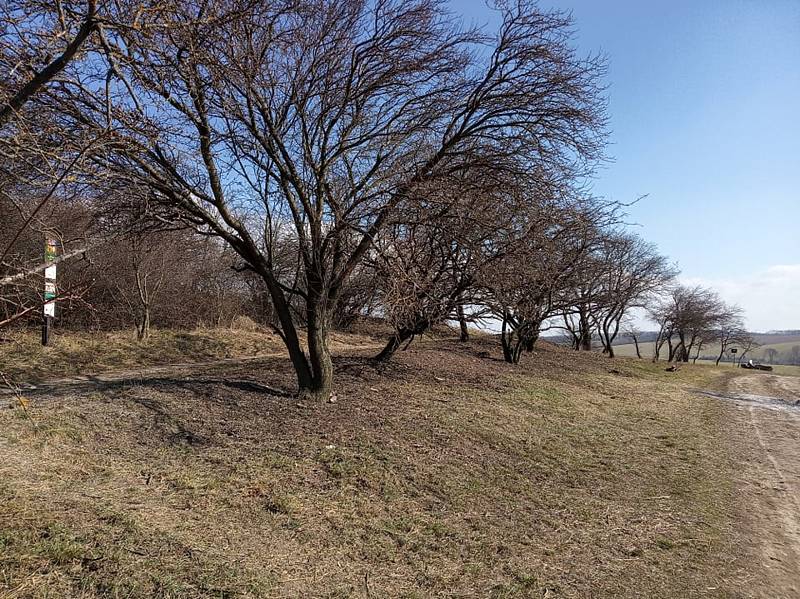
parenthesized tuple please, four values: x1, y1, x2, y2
(42, 238, 58, 346)
(730, 347, 737, 367)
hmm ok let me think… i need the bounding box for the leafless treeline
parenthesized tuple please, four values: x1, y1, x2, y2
(1, 0, 750, 396)
(648, 285, 753, 365)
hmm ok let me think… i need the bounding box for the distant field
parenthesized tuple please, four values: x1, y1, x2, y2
(612, 334, 800, 365)
(612, 341, 658, 358)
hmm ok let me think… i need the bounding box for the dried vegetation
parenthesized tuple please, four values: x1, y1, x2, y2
(0, 333, 745, 598)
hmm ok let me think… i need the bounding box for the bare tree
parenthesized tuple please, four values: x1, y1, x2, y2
(0, 0, 99, 128)
(456, 302, 470, 343)
(649, 307, 673, 363)
(714, 311, 747, 366)
(622, 320, 643, 359)
(649, 285, 739, 364)
(0, 188, 98, 331)
(764, 347, 778, 365)
(483, 199, 600, 364)
(56, 0, 607, 398)
(561, 284, 597, 351)
(0, 0, 122, 326)
(790, 346, 800, 366)
(736, 334, 759, 366)
(101, 231, 174, 340)
(589, 232, 675, 357)
(371, 169, 531, 361)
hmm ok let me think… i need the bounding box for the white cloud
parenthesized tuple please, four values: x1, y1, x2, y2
(682, 264, 800, 332)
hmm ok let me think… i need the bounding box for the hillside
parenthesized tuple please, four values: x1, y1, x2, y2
(0, 330, 750, 597)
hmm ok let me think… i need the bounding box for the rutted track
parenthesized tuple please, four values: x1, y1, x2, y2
(696, 388, 800, 413)
(707, 373, 800, 598)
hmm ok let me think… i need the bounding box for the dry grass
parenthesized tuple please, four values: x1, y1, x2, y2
(0, 325, 380, 384)
(0, 336, 745, 598)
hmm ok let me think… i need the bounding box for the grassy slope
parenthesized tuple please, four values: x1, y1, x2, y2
(0, 334, 745, 598)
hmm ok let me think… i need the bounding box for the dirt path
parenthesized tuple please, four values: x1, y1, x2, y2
(0, 346, 384, 406)
(0, 354, 287, 405)
(725, 373, 800, 598)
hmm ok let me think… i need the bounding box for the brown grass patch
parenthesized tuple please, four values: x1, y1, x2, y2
(0, 336, 743, 597)
(0, 327, 381, 384)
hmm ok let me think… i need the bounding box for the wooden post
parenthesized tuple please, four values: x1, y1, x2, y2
(42, 315, 52, 346)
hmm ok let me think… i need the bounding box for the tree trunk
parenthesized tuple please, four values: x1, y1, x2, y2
(511, 339, 524, 363)
(303, 305, 333, 401)
(375, 315, 431, 362)
(579, 309, 592, 351)
(675, 344, 686, 362)
(503, 318, 539, 364)
(136, 305, 150, 341)
(457, 304, 469, 342)
(523, 329, 540, 356)
(599, 333, 610, 355)
(500, 314, 514, 363)
(682, 333, 695, 363)
(604, 315, 622, 358)
(652, 323, 668, 362)
(599, 321, 615, 357)
(524, 336, 536, 353)
(632, 335, 641, 359)
(375, 329, 410, 362)
(563, 314, 579, 350)
(375, 322, 424, 362)
(259, 269, 315, 396)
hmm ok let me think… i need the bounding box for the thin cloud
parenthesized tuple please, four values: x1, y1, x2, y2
(682, 264, 800, 332)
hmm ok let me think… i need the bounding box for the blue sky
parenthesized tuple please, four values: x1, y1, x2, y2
(454, 1, 800, 331)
